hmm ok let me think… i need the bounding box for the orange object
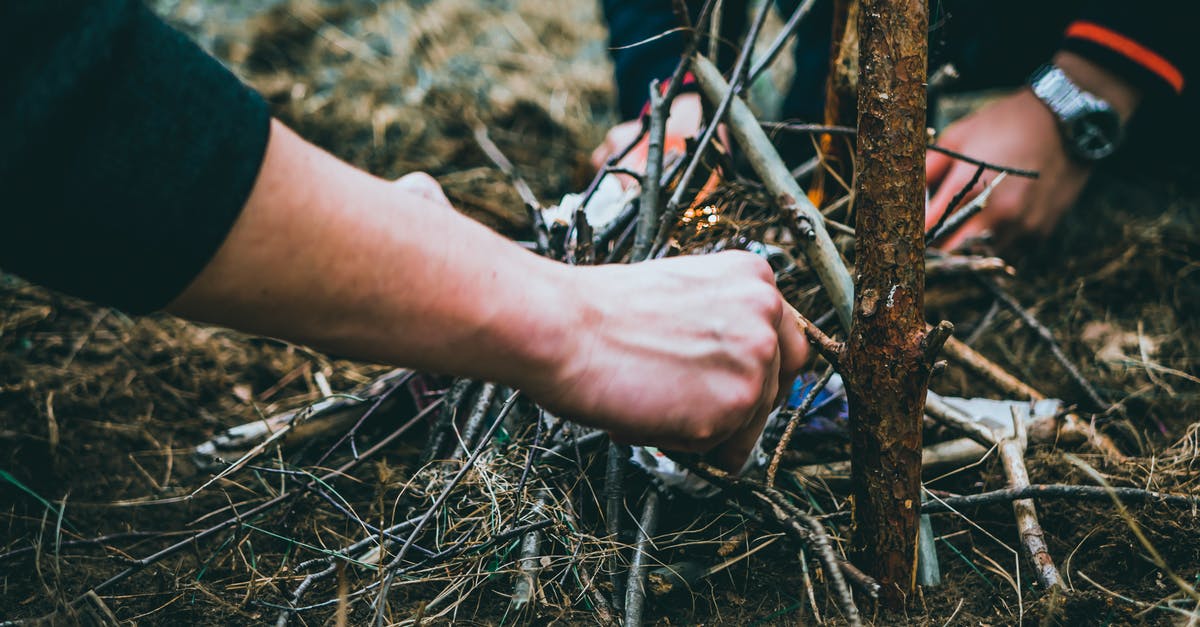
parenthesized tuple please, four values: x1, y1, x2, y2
(1065, 21, 1184, 93)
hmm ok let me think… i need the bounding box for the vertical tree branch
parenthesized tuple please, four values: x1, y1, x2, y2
(632, 81, 667, 262)
(843, 0, 928, 609)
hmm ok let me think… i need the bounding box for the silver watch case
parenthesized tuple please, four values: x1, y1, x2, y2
(1029, 64, 1123, 162)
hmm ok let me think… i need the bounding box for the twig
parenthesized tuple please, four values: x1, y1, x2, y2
(633, 80, 668, 262)
(926, 172, 1008, 245)
(473, 126, 549, 255)
(793, 309, 844, 369)
(767, 366, 835, 488)
(1000, 408, 1063, 589)
(980, 278, 1111, 413)
(747, 0, 819, 85)
(761, 122, 857, 137)
(924, 393, 1064, 589)
(605, 441, 631, 611)
(510, 490, 549, 612)
(451, 383, 498, 461)
(86, 398, 443, 599)
(693, 55, 855, 328)
(927, 143, 1039, 178)
(623, 490, 661, 627)
(920, 483, 1200, 513)
(925, 255, 1015, 279)
(924, 164, 984, 245)
(194, 369, 413, 470)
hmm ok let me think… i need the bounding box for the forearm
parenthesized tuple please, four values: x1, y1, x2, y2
(169, 120, 573, 387)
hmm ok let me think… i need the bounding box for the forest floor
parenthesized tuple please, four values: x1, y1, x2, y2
(2, 1, 1199, 625)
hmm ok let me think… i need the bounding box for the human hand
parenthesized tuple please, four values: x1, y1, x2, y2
(523, 251, 810, 471)
(926, 52, 1141, 251)
(590, 93, 706, 189)
(925, 89, 1091, 251)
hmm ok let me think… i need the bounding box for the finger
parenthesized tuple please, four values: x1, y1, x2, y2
(590, 138, 614, 171)
(778, 302, 813, 377)
(940, 215, 988, 252)
(712, 346, 780, 473)
(926, 165, 981, 234)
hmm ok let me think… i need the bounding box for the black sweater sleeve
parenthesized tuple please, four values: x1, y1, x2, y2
(1, 0, 270, 314)
(1060, 4, 1192, 98)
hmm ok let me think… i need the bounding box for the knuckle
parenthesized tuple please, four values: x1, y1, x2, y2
(746, 327, 777, 364)
(686, 421, 718, 447)
(726, 381, 762, 416)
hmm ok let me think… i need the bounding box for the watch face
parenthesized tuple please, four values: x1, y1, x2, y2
(1065, 109, 1122, 161)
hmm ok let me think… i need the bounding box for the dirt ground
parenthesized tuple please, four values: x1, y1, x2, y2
(2, 1, 1199, 625)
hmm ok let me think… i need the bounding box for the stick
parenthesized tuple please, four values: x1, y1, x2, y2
(980, 278, 1111, 413)
(925, 255, 1015, 279)
(623, 490, 661, 627)
(1000, 408, 1063, 589)
(920, 484, 1200, 513)
(767, 366, 835, 488)
(473, 126, 549, 255)
(693, 55, 855, 329)
(927, 143, 1039, 178)
(924, 164, 984, 245)
(924, 393, 1064, 589)
(632, 81, 667, 262)
(605, 441, 631, 611)
(746, 0, 819, 85)
(510, 490, 549, 612)
(193, 369, 413, 470)
(451, 382, 498, 461)
(926, 172, 1008, 245)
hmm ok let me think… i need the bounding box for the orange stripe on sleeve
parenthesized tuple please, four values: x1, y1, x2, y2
(1066, 21, 1184, 93)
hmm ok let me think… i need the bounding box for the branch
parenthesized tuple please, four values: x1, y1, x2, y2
(623, 490, 662, 627)
(922, 320, 955, 366)
(793, 308, 844, 370)
(473, 126, 550, 255)
(632, 81, 668, 262)
(693, 54, 856, 328)
(927, 143, 1039, 178)
(980, 278, 1111, 413)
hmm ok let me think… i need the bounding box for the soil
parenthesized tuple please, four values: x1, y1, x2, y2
(2, 1, 1199, 625)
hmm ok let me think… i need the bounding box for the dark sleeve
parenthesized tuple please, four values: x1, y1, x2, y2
(0, 0, 270, 314)
(1060, 6, 1192, 98)
(601, 0, 747, 120)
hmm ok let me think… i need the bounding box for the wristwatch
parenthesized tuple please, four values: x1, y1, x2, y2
(1028, 64, 1123, 162)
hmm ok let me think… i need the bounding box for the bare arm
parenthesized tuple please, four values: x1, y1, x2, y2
(170, 120, 809, 469)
